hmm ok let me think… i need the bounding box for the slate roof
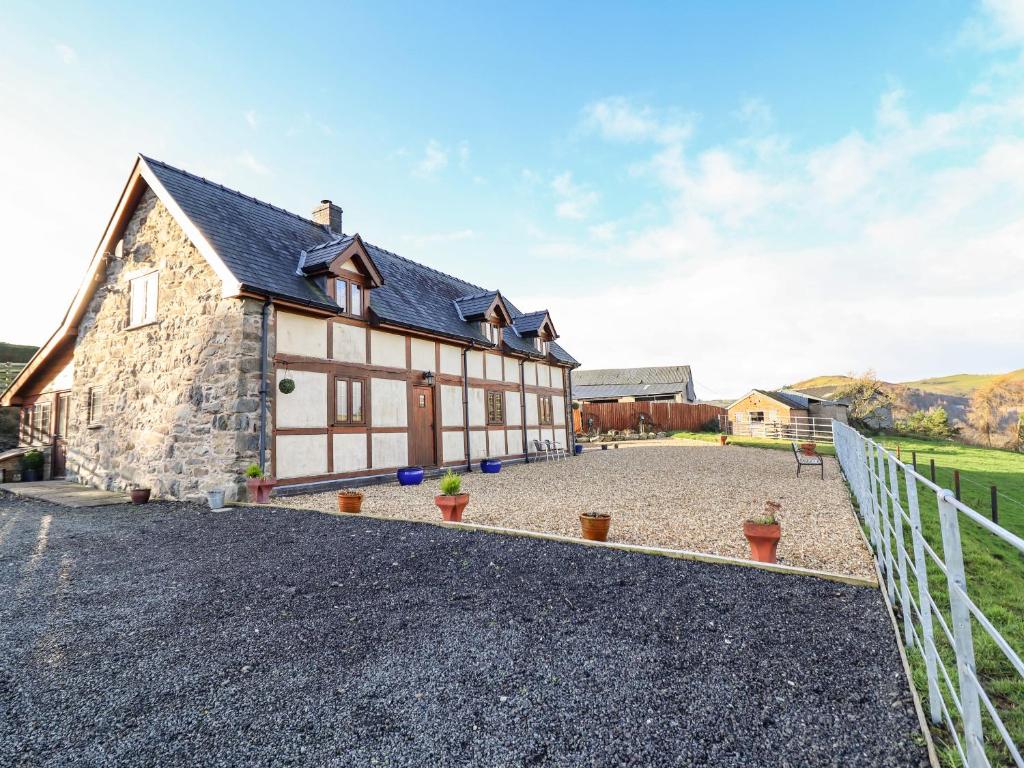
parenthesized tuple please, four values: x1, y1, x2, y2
(573, 366, 693, 387)
(454, 291, 500, 320)
(511, 311, 551, 336)
(301, 236, 356, 271)
(142, 156, 577, 366)
(572, 383, 689, 400)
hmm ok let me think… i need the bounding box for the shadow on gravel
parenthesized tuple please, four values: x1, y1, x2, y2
(0, 494, 927, 767)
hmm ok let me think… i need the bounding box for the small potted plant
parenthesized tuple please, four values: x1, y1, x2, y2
(244, 463, 276, 503)
(337, 489, 364, 514)
(799, 442, 816, 456)
(130, 486, 151, 504)
(397, 466, 425, 486)
(719, 434, 728, 446)
(580, 511, 611, 542)
(20, 449, 44, 482)
(434, 470, 469, 522)
(743, 501, 782, 563)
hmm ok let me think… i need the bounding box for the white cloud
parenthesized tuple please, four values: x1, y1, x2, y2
(54, 43, 77, 64)
(244, 110, 258, 129)
(414, 139, 449, 176)
(551, 171, 598, 220)
(236, 151, 271, 175)
(960, 0, 1024, 48)
(582, 97, 692, 144)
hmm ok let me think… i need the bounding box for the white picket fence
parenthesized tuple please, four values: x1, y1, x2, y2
(725, 415, 834, 443)
(833, 421, 1024, 766)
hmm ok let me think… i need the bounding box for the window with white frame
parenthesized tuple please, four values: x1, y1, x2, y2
(480, 322, 500, 344)
(129, 270, 159, 327)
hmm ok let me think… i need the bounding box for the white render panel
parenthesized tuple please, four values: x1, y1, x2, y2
(537, 364, 550, 388)
(276, 311, 326, 359)
(469, 429, 487, 459)
(467, 387, 486, 427)
(542, 427, 555, 445)
(523, 361, 537, 386)
(372, 433, 408, 469)
(410, 338, 436, 372)
(371, 378, 408, 428)
(484, 353, 503, 381)
(552, 395, 565, 426)
(275, 370, 327, 428)
(370, 330, 407, 369)
(443, 430, 465, 463)
(487, 429, 506, 457)
(505, 390, 522, 426)
(503, 356, 519, 383)
(338, 258, 359, 274)
(439, 343, 462, 376)
(332, 433, 368, 473)
(440, 384, 464, 428)
(525, 392, 538, 425)
(551, 366, 564, 389)
(276, 434, 327, 479)
(466, 350, 484, 380)
(526, 428, 541, 453)
(332, 322, 367, 364)
(506, 429, 523, 456)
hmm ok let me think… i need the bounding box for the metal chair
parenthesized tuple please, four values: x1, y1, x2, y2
(532, 439, 552, 461)
(545, 439, 567, 460)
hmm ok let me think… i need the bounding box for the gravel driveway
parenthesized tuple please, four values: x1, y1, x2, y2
(284, 444, 875, 579)
(0, 493, 925, 767)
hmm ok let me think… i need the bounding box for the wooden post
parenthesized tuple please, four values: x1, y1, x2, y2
(911, 450, 917, 470)
(929, 458, 936, 483)
(896, 444, 901, 461)
(954, 470, 961, 501)
(991, 486, 998, 525)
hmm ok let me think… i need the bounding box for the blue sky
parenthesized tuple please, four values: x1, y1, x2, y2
(2, 1, 1023, 397)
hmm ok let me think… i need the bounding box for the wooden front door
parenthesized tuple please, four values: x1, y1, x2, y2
(52, 392, 69, 477)
(410, 385, 436, 467)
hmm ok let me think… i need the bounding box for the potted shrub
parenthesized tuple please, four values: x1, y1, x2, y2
(434, 470, 469, 522)
(480, 458, 501, 474)
(20, 449, 44, 482)
(743, 501, 782, 563)
(337, 489, 364, 514)
(397, 466, 425, 486)
(799, 442, 817, 456)
(244, 463, 276, 503)
(718, 434, 728, 446)
(579, 511, 611, 542)
(130, 487, 151, 504)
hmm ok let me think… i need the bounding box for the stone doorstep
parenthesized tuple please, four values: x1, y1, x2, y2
(0, 481, 130, 508)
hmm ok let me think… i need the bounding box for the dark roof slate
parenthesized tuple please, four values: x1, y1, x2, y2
(511, 310, 550, 335)
(141, 156, 577, 366)
(572, 383, 689, 400)
(302, 236, 356, 270)
(454, 291, 499, 320)
(573, 366, 692, 387)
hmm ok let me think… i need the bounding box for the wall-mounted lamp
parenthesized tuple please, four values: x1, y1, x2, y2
(423, 370, 435, 387)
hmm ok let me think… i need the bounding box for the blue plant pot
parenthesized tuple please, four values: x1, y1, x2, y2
(397, 466, 425, 486)
(480, 459, 502, 474)
(574, 444, 584, 455)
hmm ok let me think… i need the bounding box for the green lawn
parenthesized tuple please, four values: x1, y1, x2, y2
(673, 430, 1024, 765)
(670, 430, 837, 456)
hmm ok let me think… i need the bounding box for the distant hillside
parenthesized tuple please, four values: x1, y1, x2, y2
(0, 342, 38, 364)
(901, 369, 1024, 397)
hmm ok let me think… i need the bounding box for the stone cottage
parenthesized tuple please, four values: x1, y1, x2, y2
(1, 155, 579, 499)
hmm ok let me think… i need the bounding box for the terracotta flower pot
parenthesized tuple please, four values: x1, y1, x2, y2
(435, 493, 469, 522)
(130, 488, 151, 505)
(719, 435, 728, 446)
(580, 513, 611, 542)
(245, 478, 261, 502)
(338, 491, 364, 514)
(800, 442, 817, 456)
(257, 479, 275, 503)
(743, 521, 781, 563)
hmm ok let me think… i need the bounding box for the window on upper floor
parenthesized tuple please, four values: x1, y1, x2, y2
(533, 337, 549, 355)
(486, 390, 505, 425)
(480, 322, 500, 345)
(128, 270, 159, 328)
(87, 387, 104, 427)
(334, 278, 364, 318)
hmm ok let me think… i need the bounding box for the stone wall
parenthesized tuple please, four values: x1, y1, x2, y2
(65, 188, 268, 500)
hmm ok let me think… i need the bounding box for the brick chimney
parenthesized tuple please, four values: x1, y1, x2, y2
(312, 199, 343, 234)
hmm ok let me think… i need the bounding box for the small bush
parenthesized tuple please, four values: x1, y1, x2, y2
(244, 463, 264, 479)
(21, 449, 44, 471)
(700, 418, 722, 433)
(439, 470, 462, 496)
(748, 500, 780, 526)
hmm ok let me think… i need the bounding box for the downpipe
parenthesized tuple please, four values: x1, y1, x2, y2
(462, 344, 473, 472)
(257, 298, 271, 473)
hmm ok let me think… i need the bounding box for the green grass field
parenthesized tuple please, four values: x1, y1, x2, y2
(673, 430, 1024, 765)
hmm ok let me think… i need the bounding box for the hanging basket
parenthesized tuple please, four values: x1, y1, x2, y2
(278, 377, 296, 394)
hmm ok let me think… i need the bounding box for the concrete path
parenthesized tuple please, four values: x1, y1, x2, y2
(0, 480, 129, 507)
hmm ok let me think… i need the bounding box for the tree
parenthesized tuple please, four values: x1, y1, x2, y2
(967, 375, 1024, 447)
(896, 407, 955, 440)
(831, 370, 896, 431)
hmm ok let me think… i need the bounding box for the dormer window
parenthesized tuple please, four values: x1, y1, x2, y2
(533, 337, 548, 355)
(481, 322, 500, 345)
(334, 278, 363, 318)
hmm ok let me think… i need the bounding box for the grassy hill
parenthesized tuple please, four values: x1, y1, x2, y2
(0, 342, 39, 364)
(901, 368, 1024, 397)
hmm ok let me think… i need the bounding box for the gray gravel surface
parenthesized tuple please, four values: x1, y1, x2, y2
(0, 493, 926, 767)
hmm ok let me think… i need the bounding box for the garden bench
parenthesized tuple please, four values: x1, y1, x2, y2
(791, 442, 824, 478)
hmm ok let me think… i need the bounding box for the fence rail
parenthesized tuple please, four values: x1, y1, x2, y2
(726, 415, 835, 444)
(574, 401, 726, 434)
(833, 420, 1024, 767)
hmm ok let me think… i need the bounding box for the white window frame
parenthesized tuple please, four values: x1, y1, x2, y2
(128, 270, 159, 328)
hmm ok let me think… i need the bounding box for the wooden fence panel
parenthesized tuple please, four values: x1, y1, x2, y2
(574, 401, 726, 433)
